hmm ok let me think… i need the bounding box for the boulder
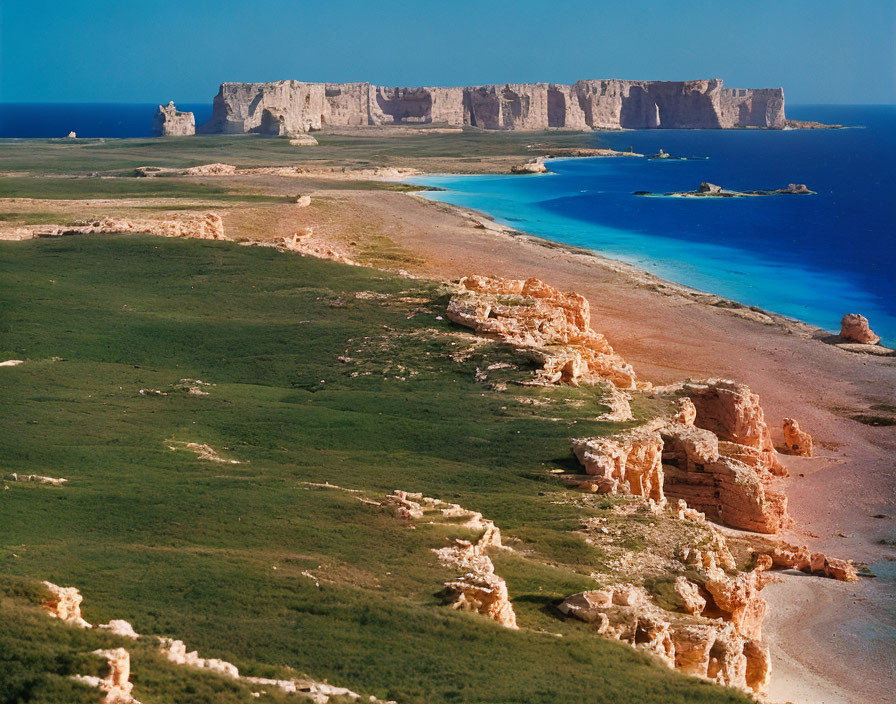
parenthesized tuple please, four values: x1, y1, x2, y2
(839, 314, 880, 345)
(153, 101, 195, 136)
(782, 417, 813, 456)
(289, 134, 319, 146)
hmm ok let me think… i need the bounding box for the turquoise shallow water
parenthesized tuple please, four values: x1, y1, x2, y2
(411, 105, 896, 346)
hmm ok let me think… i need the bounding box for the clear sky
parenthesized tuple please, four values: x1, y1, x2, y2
(2, 0, 894, 104)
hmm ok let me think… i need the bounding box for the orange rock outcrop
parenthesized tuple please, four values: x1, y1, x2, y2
(383, 490, 517, 629)
(572, 382, 791, 534)
(782, 417, 813, 457)
(447, 275, 637, 390)
(558, 579, 771, 694)
(839, 313, 880, 345)
(765, 544, 859, 582)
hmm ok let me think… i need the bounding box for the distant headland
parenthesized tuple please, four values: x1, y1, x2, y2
(154, 78, 790, 136)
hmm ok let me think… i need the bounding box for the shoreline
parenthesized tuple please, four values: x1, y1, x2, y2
(409, 187, 893, 354)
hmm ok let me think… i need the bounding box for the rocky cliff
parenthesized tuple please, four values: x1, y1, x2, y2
(153, 101, 195, 136)
(197, 79, 786, 135)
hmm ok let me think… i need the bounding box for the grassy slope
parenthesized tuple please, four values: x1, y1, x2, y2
(0, 236, 750, 704)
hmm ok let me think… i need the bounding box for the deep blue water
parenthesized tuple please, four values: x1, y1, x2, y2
(0, 103, 214, 138)
(412, 106, 896, 346)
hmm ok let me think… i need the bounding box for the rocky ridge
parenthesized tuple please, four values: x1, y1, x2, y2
(39, 581, 396, 703)
(0, 213, 226, 242)
(382, 490, 517, 629)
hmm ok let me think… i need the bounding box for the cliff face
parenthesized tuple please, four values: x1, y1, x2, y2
(199, 79, 785, 134)
(153, 101, 195, 136)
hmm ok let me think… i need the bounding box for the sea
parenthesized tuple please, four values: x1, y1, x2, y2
(1, 103, 893, 344)
(411, 106, 896, 346)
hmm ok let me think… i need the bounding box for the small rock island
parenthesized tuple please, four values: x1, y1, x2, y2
(635, 182, 815, 197)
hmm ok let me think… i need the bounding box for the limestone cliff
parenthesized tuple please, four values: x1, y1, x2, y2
(153, 102, 195, 136)
(198, 78, 786, 134)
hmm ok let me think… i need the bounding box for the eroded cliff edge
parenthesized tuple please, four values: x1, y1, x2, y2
(198, 79, 786, 135)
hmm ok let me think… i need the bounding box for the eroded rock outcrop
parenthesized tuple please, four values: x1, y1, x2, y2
(447, 275, 638, 391)
(764, 544, 858, 582)
(39, 582, 392, 703)
(383, 490, 517, 629)
(839, 314, 880, 345)
(558, 579, 771, 694)
(200, 79, 786, 133)
(782, 417, 813, 457)
(42, 581, 91, 627)
(254, 230, 357, 266)
(153, 101, 196, 137)
(572, 424, 665, 502)
(6, 472, 67, 485)
(670, 379, 785, 477)
(573, 384, 790, 534)
(6, 213, 226, 241)
(71, 648, 140, 704)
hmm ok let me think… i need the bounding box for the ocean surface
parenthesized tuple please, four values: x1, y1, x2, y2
(0, 103, 214, 138)
(412, 106, 896, 346)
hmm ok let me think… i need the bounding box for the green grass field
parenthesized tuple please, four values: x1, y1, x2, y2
(0, 235, 750, 704)
(0, 130, 596, 176)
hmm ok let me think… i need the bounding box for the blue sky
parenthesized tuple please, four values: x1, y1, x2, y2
(2, 0, 894, 104)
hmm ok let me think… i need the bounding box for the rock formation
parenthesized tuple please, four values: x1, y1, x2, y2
(762, 543, 858, 582)
(289, 134, 319, 146)
(39, 581, 393, 703)
(255, 230, 358, 266)
(198, 79, 786, 134)
(782, 418, 813, 456)
(42, 581, 91, 627)
(6, 472, 67, 485)
(383, 490, 517, 629)
(159, 638, 240, 678)
(572, 379, 790, 533)
(637, 182, 815, 197)
(839, 314, 880, 345)
(153, 101, 196, 136)
(558, 579, 771, 694)
(0, 359, 24, 366)
(71, 648, 140, 704)
(65, 131, 77, 139)
(447, 275, 638, 390)
(7, 213, 226, 241)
